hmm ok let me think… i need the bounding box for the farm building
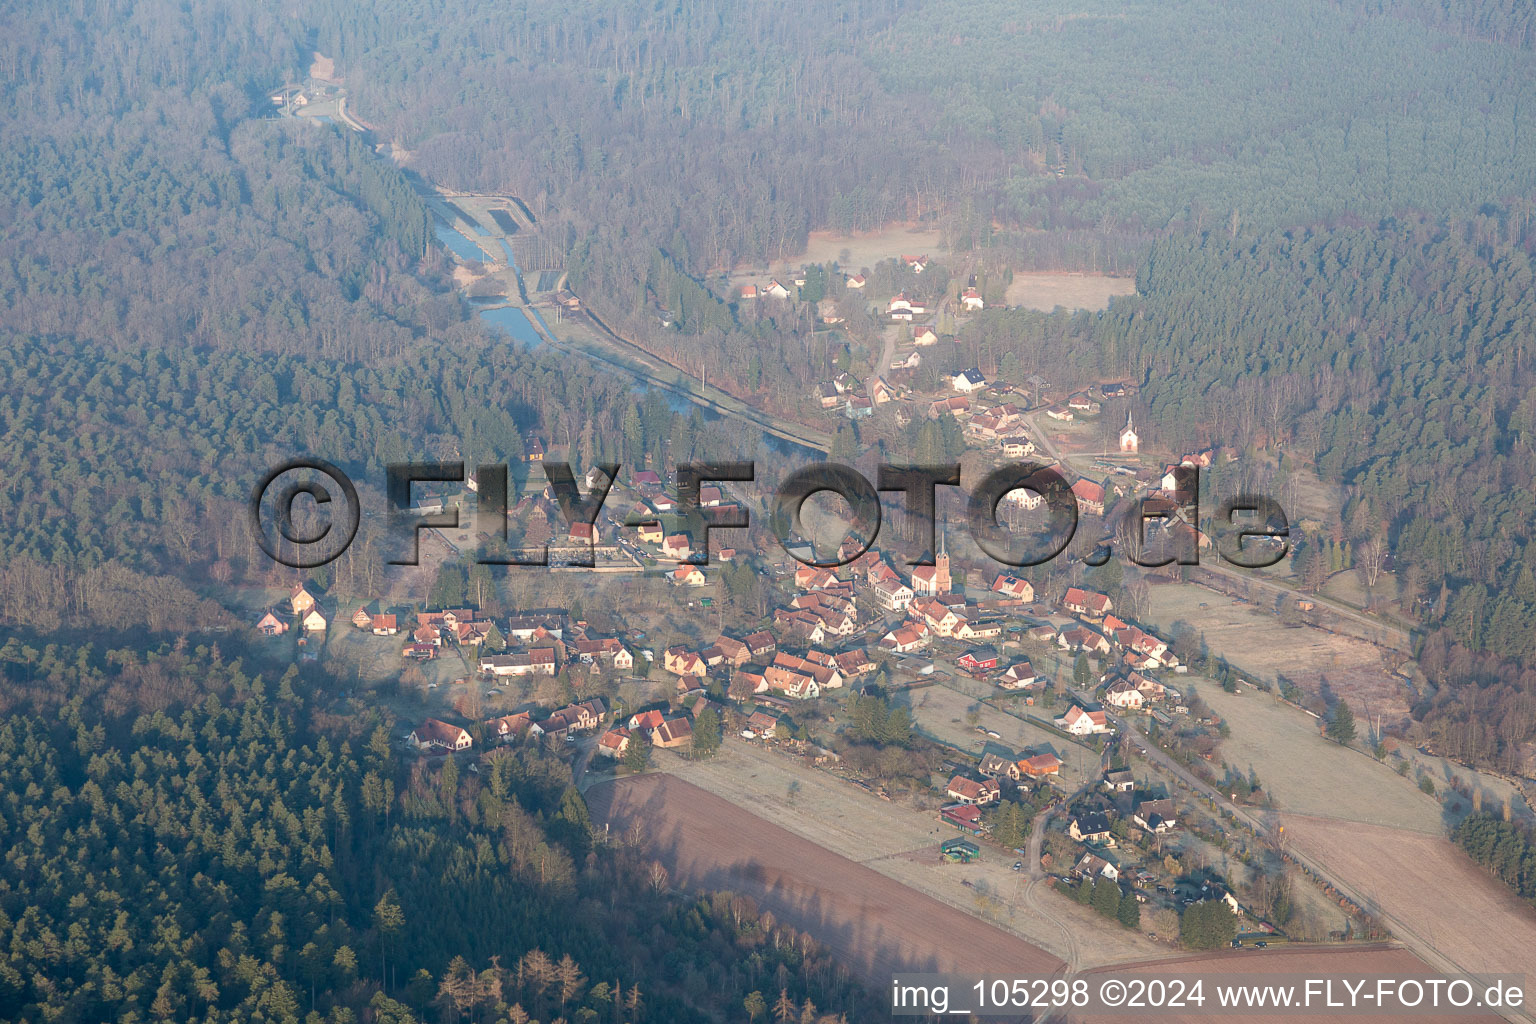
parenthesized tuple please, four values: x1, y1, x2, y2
(941, 838, 980, 863)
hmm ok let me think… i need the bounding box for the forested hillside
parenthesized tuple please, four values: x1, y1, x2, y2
(0, 339, 748, 631)
(0, 642, 873, 1022)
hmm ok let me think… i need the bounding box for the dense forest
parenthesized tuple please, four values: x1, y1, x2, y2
(1453, 812, 1536, 911)
(0, 641, 874, 1022)
(318, 0, 1536, 325)
(0, 339, 759, 631)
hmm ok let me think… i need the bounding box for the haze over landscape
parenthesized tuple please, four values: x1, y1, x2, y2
(2, 0, 1536, 1021)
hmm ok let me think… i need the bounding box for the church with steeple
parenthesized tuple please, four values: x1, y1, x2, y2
(910, 529, 952, 596)
(1118, 412, 1139, 453)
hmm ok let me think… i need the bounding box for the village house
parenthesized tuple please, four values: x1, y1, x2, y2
(650, 717, 694, 749)
(1067, 393, 1101, 416)
(739, 284, 759, 300)
(990, 574, 1034, 602)
(352, 607, 373, 629)
(1070, 478, 1106, 516)
(763, 664, 821, 700)
(300, 607, 328, 633)
(1069, 811, 1117, 846)
(911, 324, 938, 345)
(846, 273, 866, 289)
(635, 520, 664, 545)
(1063, 587, 1114, 619)
(945, 775, 1001, 806)
(663, 646, 708, 678)
(1018, 752, 1062, 778)
(1103, 766, 1136, 792)
(597, 727, 631, 757)
(487, 712, 533, 744)
(1057, 624, 1111, 655)
(1073, 852, 1119, 882)
(1001, 436, 1036, 458)
(744, 710, 781, 738)
(409, 719, 472, 752)
(774, 651, 844, 689)
(628, 709, 666, 732)
(744, 630, 778, 658)
(290, 583, 320, 615)
(672, 565, 707, 587)
(255, 611, 288, 636)
(978, 752, 1021, 781)
(480, 648, 557, 676)
(954, 616, 1002, 641)
(832, 649, 875, 678)
(879, 623, 929, 652)
(1102, 677, 1145, 709)
(998, 660, 1038, 689)
(764, 279, 790, 299)
(1058, 704, 1112, 736)
(961, 287, 984, 312)
(956, 646, 1000, 673)
(504, 614, 566, 641)
(371, 614, 399, 636)
(870, 577, 915, 612)
(1133, 797, 1179, 833)
(532, 698, 606, 741)
(1044, 404, 1074, 422)
(661, 534, 692, 560)
(952, 368, 988, 393)
(904, 254, 929, 273)
(712, 635, 751, 666)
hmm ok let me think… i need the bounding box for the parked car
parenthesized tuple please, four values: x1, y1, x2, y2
(1013, 861, 1023, 871)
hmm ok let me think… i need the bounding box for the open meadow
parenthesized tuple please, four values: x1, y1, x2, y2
(1143, 582, 1413, 722)
(1191, 681, 1442, 831)
(1004, 272, 1136, 311)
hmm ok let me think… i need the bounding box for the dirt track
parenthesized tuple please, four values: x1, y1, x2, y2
(588, 774, 1065, 985)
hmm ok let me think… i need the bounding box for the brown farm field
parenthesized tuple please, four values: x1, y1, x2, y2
(653, 743, 1168, 967)
(588, 773, 1066, 984)
(1076, 946, 1506, 1024)
(1281, 815, 1536, 981)
(1004, 271, 1136, 311)
(1144, 582, 1413, 722)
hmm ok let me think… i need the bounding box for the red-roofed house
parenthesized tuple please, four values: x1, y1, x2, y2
(945, 776, 1001, 805)
(1071, 478, 1106, 515)
(409, 719, 472, 752)
(991, 574, 1034, 602)
(1058, 705, 1111, 736)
